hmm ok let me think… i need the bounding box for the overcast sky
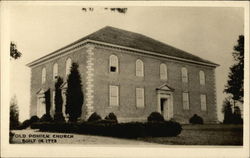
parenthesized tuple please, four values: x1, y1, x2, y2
(8, 3, 244, 121)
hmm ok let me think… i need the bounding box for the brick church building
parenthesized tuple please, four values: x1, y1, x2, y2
(27, 26, 219, 123)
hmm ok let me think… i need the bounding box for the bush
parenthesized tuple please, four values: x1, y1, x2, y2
(146, 121, 182, 137)
(105, 112, 118, 123)
(87, 112, 102, 122)
(18, 115, 40, 130)
(30, 116, 39, 122)
(39, 114, 53, 122)
(18, 119, 31, 129)
(189, 114, 204, 124)
(35, 120, 182, 138)
(147, 112, 165, 122)
(54, 113, 65, 122)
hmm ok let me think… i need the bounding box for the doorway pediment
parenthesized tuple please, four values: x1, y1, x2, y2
(156, 83, 175, 92)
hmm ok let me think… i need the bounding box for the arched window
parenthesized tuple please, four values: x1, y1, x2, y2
(181, 67, 188, 83)
(53, 63, 58, 81)
(199, 70, 205, 85)
(136, 59, 144, 77)
(160, 63, 168, 80)
(65, 58, 72, 76)
(109, 55, 118, 73)
(42, 67, 46, 84)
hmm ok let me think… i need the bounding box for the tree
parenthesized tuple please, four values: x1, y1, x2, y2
(222, 98, 233, 124)
(232, 106, 243, 124)
(54, 77, 65, 122)
(224, 35, 244, 104)
(222, 97, 243, 124)
(65, 62, 84, 122)
(10, 95, 20, 129)
(10, 42, 22, 59)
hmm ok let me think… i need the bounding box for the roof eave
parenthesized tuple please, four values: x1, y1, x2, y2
(26, 39, 219, 68)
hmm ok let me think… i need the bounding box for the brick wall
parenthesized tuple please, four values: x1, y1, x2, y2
(92, 45, 217, 123)
(30, 46, 88, 118)
(30, 43, 217, 123)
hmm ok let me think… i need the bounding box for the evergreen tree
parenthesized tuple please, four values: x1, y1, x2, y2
(224, 35, 244, 104)
(222, 98, 233, 124)
(65, 62, 84, 122)
(232, 106, 243, 124)
(39, 89, 53, 122)
(10, 95, 20, 129)
(54, 77, 65, 122)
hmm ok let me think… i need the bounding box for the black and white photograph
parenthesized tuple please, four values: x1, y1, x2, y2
(1, 1, 249, 158)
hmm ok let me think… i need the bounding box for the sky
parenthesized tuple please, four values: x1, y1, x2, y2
(7, 3, 244, 122)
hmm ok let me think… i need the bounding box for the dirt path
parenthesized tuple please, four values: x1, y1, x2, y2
(10, 129, 158, 145)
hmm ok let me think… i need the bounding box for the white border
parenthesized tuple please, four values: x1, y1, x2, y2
(1, 1, 249, 158)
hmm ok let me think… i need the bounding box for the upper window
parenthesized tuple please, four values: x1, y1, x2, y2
(66, 58, 72, 76)
(199, 70, 205, 85)
(109, 85, 119, 106)
(136, 59, 144, 77)
(136, 88, 145, 108)
(53, 63, 58, 81)
(182, 92, 189, 110)
(109, 55, 118, 73)
(181, 67, 188, 83)
(41, 67, 46, 84)
(200, 94, 207, 111)
(160, 63, 168, 80)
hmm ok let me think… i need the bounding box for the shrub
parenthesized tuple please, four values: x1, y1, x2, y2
(147, 112, 165, 122)
(146, 121, 182, 137)
(105, 112, 118, 123)
(30, 116, 39, 123)
(189, 114, 204, 124)
(87, 112, 102, 122)
(39, 114, 53, 122)
(54, 113, 65, 122)
(18, 115, 40, 129)
(18, 119, 31, 129)
(35, 120, 182, 138)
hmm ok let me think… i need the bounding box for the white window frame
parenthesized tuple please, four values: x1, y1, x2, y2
(53, 63, 58, 81)
(160, 63, 168, 80)
(66, 58, 72, 76)
(42, 67, 46, 84)
(182, 92, 189, 110)
(181, 67, 188, 83)
(199, 70, 205, 85)
(200, 94, 207, 111)
(136, 88, 145, 108)
(136, 59, 144, 77)
(109, 55, 119, 73)
(109, 85, 119, 106)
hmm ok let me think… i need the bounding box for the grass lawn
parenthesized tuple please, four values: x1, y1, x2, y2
(137, 124, 243, 145)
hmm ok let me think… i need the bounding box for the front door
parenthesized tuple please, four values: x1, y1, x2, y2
(160, 98, 168, 119)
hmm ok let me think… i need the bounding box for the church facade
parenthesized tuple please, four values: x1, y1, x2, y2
(27, 26, 219, 123)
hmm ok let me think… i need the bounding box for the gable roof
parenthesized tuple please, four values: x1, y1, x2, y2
(27, 26, 219, 67)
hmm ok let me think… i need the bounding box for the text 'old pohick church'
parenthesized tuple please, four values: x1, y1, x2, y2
(27, 26, 219, 123)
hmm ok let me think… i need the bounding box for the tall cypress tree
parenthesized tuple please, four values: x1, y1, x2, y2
(224, 35, 244, 104)
(54, 77, 65, 122)
(65, 62, 84, 122)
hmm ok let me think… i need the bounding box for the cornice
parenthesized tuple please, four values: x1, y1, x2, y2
(27, 39, 219, 68)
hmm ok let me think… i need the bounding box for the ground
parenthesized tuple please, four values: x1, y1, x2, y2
(10, 124, 243, 145)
